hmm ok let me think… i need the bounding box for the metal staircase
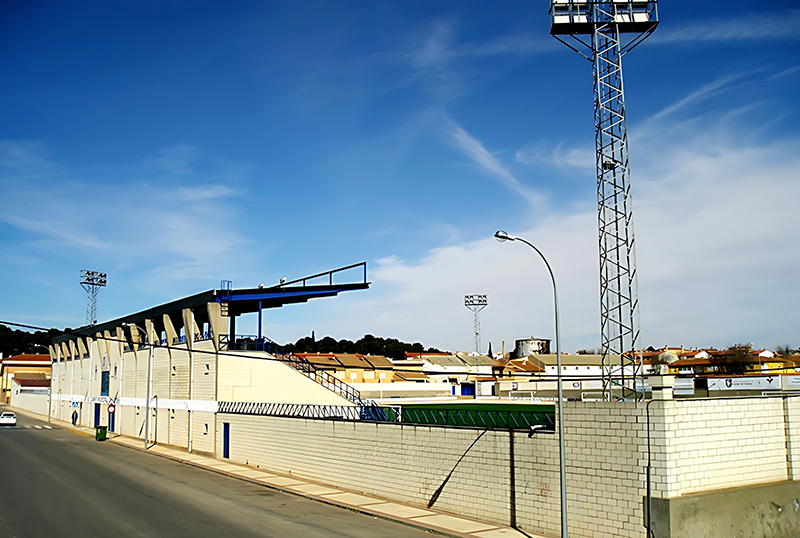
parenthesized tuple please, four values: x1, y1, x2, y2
(283, 353, 366, 406)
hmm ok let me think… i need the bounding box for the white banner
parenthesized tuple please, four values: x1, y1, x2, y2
(781, 375, 800, 390)
(674, 378, 694, 396)
(51, 393, 217, 412)
(88, 396, 118, 404)
(708, 376, 780, 391)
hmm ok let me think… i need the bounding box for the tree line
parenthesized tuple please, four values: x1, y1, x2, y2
(0, 325, 66, 358)
(284, 333, 442, 361)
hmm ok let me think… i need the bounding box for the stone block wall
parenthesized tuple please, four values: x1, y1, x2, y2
(652, 398, 790, 497)
(217, 402, 648, 538)
(216, 396, 800, 538)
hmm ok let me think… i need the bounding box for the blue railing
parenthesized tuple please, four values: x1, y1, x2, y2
(224, 334, 285, 355)
(283, 353, 363, 405)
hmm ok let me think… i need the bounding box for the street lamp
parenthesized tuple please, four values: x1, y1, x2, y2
(123, 322, 153, 450)
(494, 230, 569, 538)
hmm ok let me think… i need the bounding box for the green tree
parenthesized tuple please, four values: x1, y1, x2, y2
(712, 343, 753, 375)
(0, 325, 66, 357)
(283, 333, 441, 360)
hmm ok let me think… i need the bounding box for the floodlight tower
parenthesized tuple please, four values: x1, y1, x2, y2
(464, 295, 488, 354)
(80, 269, 107, 326)
(550, 1, 658, 400)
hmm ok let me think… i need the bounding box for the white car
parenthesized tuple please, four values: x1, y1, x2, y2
(0, 412, 17, 426)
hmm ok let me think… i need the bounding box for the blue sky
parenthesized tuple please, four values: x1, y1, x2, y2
(1, 1, 798, 353)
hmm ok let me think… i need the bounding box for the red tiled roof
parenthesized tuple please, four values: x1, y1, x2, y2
(293, 353, 394, 370)
(0, 354, 50, 364)
(13, 378, 51, 388)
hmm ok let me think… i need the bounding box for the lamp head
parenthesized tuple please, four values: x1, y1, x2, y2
(494, 230, 515, 242)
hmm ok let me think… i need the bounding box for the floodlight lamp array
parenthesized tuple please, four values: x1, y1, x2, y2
(464, 295, 488, 307)
(80, 269, 108, 287)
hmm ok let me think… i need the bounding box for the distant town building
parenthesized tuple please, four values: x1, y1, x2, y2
(0, 353, 51, 404)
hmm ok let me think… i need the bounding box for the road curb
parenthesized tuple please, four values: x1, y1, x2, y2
(109, 436, 475, 538)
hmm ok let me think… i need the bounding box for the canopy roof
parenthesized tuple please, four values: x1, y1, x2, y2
(54, 263, 369, 344)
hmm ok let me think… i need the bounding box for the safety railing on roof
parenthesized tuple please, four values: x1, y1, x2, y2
(284, 353, 364, 405)
(217, 402, 554, 430)
(278, 261, 367, 288)
(224, 334, 285, 355)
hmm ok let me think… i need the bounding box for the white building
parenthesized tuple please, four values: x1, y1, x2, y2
(49, 264, 370, 455)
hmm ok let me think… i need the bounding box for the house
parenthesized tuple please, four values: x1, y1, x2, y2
(9, 377, 50, 415)
(0, 354, 51, 404)
(292, 353, 395, 383)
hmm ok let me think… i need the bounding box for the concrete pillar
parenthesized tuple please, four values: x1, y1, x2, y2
(648, 374, 675, 400)
(162, 314, 178, 348)
(206, 302, 226, 352)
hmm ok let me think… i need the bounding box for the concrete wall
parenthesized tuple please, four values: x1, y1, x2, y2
(216, 397, 800, 538)
(10, 391, 49, 416)
(651, 480, 800, 538)
(217, 351, 354, 406)
(650, 398, 790, 498)
(216, 403, 647, 538)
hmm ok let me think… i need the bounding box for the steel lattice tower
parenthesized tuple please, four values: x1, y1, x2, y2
(550, 1, 658, 400)
(464, 295, 488, 354)
(80, 269, 107, 326)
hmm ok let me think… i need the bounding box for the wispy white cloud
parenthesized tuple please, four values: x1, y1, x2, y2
(650, 73, 750, 120)
(515, 140, 594, 170)
(652, 11, 800, 44)
(445, 119, 541, 204)
(177, 184, 234, 201)
(142, 144, 199, 174)
(397, 19, 554, 100)
(770, 65, 800, 80)
(0, 143, 253, 293)
(273, 108, 800, 353)
(1, 214, 108, 249)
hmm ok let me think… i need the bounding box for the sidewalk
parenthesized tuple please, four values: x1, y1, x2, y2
(10, 406, 541, 538)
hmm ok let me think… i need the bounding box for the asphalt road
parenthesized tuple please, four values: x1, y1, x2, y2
(0, 409, 433, 538)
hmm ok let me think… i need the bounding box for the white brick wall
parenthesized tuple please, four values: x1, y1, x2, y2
(651, 398, 789, 497)
(215, 397, 800, 538)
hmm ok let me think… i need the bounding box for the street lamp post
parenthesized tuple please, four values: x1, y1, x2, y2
(123, 322, 153, 450)
(494, 230, 568, 538)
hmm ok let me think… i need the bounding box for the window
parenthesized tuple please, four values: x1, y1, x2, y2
(172, 365, 176, 377)
(204, 364, 210, 375)
(113, 364, 118, 379)
(203, 423, 209, 435)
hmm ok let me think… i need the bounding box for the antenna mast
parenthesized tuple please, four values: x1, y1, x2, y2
(464, 295, 488, 354)
(550, 0, 658, 401)
(80, 269, 107, 326)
